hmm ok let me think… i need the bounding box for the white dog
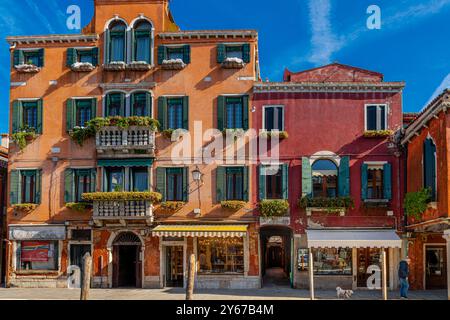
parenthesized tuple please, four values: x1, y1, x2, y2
(336, 287, 354, 299)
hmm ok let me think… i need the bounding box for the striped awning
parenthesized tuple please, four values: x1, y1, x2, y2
(152, 225, 248, 238)
(97, 159, 153, 167)
(306, 229, 402, 249)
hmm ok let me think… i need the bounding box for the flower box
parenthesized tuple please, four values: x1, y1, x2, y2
(363, 130, 393, 138)
(12, 203, 38, 213)
(161, 59, 186, 70)
(127, 61, 152, 71)
(258, 199, 290, 218)
(299, 196, 354, 216)
(159, 201, 185, 212)
(14, 64, 41, 73)
(71, 62, 95, 72)
(221, 57, 246, 69)
(259, 130, 289, 140)
(82, 191, 162, 203)
(103, 61, 127, 71)
(221, 201, 246, 211)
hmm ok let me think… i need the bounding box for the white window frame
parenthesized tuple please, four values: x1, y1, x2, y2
(262, 105, 285, 132)
(364, 104, 389, 131)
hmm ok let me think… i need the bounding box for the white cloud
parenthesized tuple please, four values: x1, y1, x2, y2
(24, 0, 56, 33)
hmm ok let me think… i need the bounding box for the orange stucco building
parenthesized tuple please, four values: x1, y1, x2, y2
(401, 89, 450, 295)
(6, 0, 261, 289)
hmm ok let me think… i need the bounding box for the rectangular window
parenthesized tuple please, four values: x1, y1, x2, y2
(110, 33, 125, 62)
(167, 98, 184, 130)
(135, 31, 151, 63)
(198, 238, 244, 274)
(17, 241, 59, 271)
(167, 47, 184, 61)
(366, 105, 387, 131)
(131, 167, 148, 192)
(74, 169, 92, 202)
(21, 171, 36, 204)
(226, 97, 244, 129)
(75, 100, 93, 127)
(106, 93, 124, 117)
(105, 167, 124, 192)
(132, 92, 149, 117)
(23, 51, 40, 66)
(312, 248, 352, 275)
(22, 101, 38, 129)
(367, 167, 384, 199)
(312, 176, 337, 198)
(78, 50, 94, 64)
(226, 167, 244, 200)
(166, 168, 183, 201)
(265, 167, 282, 199)
(70, 229, 92, 242)
(264, 106, 284, 131)
(225, 46, 244, 60)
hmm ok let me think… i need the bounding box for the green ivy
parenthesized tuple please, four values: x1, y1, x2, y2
(11, 127, 36, 150)
(299, 196, 355, 211)
(82, 191, 162, 203)
(404, 188, 432, 219)
(258, 200, 289, 217)
(70, 116, 160, 146)
(221, 200, 246, 211)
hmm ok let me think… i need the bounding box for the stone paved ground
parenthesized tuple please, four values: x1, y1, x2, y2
(0, 287, 447, 300)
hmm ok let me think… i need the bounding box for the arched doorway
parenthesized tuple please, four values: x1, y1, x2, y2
(112, 232, 142, 288)
(260, 226, 293, 287)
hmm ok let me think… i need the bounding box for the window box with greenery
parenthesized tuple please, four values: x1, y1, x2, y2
(82, 191, 162, 203)
(65, 202, 93, 212)
(13, 49, 44, 73)
(10, 169, 42, 211)
(158, 45, 190, 70)
(259, 130, 289, 140)
(404, 188, 432, 220)
(11, 99, 43, 149)
(217, 44, 250, 69)
(159, 201, 186, 212)
(259, 200, 289, 218)
(363, 130, 393, 138)
(299, 196, 354, 216)
(217, 95, 249, 131)
(221, 201, 247, 211)
(67, 47, 99, 72)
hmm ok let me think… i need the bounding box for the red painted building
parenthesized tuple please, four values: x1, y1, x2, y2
(252, 63, 406, 290)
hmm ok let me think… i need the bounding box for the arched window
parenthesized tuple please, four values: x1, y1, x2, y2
(105, 92, 126, 117)
(312, 159, 338, 198)
(106, 21, 127, 63)
(133, 20, 152, 63)
(130, 91, 152, 117)
(423, 138, 437, 201)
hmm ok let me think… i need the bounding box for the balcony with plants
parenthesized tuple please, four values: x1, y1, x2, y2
(258, 199, 291, 226)
(299, 196, 355, 216)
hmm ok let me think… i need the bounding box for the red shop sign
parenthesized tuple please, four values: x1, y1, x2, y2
(21, 241, 50, 262)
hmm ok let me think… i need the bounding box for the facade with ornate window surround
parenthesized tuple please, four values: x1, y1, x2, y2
(401, 88, 450, 292)
(6, 0, 260, 289)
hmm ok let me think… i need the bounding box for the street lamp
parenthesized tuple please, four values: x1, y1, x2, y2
(192, 166, 203, 183)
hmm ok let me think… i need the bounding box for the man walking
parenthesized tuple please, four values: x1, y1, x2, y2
(398, 258, 410, 299)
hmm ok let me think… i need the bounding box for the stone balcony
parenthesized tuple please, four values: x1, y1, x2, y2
(96, 126, 156, 158)
(92, 199, 154, 226)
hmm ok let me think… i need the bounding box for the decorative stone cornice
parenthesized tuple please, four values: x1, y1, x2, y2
(158, 30, 257, 40)
(401, 89, 450, 145)
(253, 81, 405, 94)
(99, 82, 157, 90)
(7, 34, 99, 46)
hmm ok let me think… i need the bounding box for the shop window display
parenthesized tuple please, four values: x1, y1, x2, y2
(198, 238, 244, 274)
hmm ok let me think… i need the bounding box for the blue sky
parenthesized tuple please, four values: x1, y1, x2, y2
(0, 0, 449, 133)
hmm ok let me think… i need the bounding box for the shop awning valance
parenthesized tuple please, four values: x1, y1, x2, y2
(152, 225, 248, 238)
(9, 224, 66, 240)
(306, 229, 402, 249)
(97, 159, 154, 167)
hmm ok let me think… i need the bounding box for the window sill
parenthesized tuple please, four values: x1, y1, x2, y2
(103, 62, 127, 71)
(14, 64, 41, 73)
(221, 59, 246, 69)
(70, 62, 96, 72)
(14, 270, 60, 276)
(363, 199, 390, 208)
(160, 60, 186, 70)
(127, 62, 153, 71)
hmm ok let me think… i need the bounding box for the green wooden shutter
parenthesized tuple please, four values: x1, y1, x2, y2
(258, 165, 266, 200)
(156, 167, 166, 202)
(243, 166, 249, 202)
(13, 50, 24, 66)
(145, 92, 152, 117)
(182, 167, 189, 202)
(301, 157, 312, 197)
(131, 30, 136, 62)
(104, 30, 110, 64)
(217, 44, 226, 63)
(66, 99, 75, 131)
(35, 169, 42, 204)
(36, 99, 43, 134)
(424, 139, 437, 200)
(182, 96, 189, 130)
(157, 46, 166, 65)
(64, 169, 74, 203)
(242, 43, 251, 63)
(183, 45, 191, 64)
(90, 168, 97, 193)
(12, 100, 22, 133)
(216, 166, 226, 202)
(242, 95, 249, 130)
(91, 47, 99, 66)
(338, 156, 350, 197)
(217, 96, 225, 131)
(158, 97, 167, 130)
(383, 163, 392, 200)
(282, 163, 289, 200)
(9, 170, 20, 205)
(38, 49, 45, 67)
(67, 48, 77, 67)
(91, 98, 97, 119)
(361, 163, 368, 201)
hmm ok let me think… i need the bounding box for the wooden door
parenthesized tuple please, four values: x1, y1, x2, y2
(357, 248, 389, 288)
(426, 246, 447, 289)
